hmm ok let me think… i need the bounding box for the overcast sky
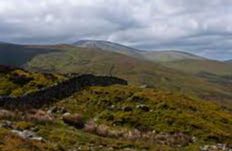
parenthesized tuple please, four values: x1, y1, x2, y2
(0, 0, 231, 60)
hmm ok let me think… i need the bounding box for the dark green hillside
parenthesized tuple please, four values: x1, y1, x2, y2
(0, 43, 57, 66)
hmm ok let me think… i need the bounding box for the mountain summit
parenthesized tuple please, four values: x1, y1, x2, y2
(74, 40, 143, 58)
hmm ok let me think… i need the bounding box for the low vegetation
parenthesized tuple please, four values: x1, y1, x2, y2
(0, 65, 231, 150)
(0, 66, 63, 96)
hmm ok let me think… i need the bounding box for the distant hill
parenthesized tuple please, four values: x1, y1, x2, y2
(225, 59, 232, 63)
(73, 41, 232, 76)
(162, 59, 232, 76)
(140, 50, 232, 75)
(0, 42, 57, 66)
(141, 50, 206, 62)
(73, 41, 207, 62)
(74, 40, 143, 58)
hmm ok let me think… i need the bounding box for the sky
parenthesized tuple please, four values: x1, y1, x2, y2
(0, 0, 231, 60)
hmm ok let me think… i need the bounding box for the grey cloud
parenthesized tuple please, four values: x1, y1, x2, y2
(0, 0, 231, 60)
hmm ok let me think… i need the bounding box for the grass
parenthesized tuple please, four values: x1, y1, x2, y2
(56, 85, 232, 145)
(0, 84, 231, 150)
(162, 59, 232, 76)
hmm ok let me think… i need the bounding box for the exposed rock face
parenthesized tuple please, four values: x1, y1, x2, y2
(0, 74, 127, 109)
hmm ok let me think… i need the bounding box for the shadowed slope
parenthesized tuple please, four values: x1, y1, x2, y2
(0, 42, 58, 66)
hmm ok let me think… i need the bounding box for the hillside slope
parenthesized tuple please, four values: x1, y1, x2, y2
(162, 59, 232, 76)
(141, 50, 205, 62)
(0, 84, 231, 150)
(73, 41, 232, 76)
(25, 46, 232, 105)
(0, 43, 58, 66)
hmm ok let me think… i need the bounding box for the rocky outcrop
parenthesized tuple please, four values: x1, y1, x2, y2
(0, 74, 127, 109)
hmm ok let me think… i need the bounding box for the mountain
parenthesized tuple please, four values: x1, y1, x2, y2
(74, 40, 143, 58)
(74, 40, 206, 62)
(73, 41, 232, 76)
(141, 50, 206, 62)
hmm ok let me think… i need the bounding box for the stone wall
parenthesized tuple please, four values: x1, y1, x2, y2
(0, 74, 127, 109)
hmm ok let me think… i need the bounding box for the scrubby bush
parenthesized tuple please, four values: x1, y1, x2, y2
(63, 114, 85, 129)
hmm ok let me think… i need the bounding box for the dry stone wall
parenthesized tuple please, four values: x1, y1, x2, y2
(0, 74, 128, 109)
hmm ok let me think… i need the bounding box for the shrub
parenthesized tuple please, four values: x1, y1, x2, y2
(63, 114, 85, 129)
